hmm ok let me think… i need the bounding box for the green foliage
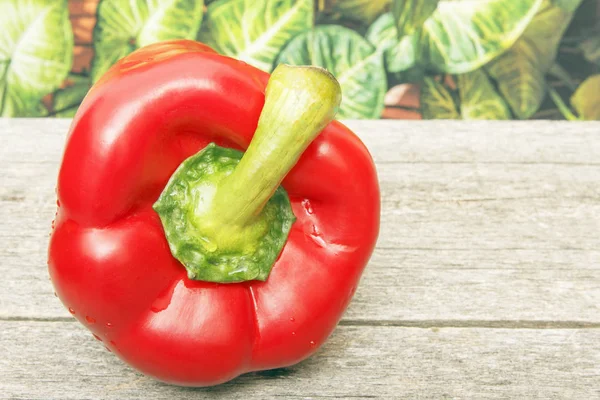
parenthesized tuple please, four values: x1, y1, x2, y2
(199, 0, 313, 72)
(485, 0, 579, 119)
(53, 75, 92, 118)
(0, 0, 73, 117)
(277, 25, 386, 119)
(457, 70, 511, 120)
(0, 0, 593, 120)
(553, 0, 583, 12)
(392, 0, 439, 38)
(366, 13, 417, 74)
(421, 71, 511, 120)
(19, 102, 50, 118)
(419, 0, 543, 74)
(580, 34, 600, 66)
(91, 0, 204, 82)
(328, 0, 391, 26)
(389, 0, 592, 120)
(420, 78, 459, 119)
(372, 0, 543, 75)
(571, 74, 600, 120)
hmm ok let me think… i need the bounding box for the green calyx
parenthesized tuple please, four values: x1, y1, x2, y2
(153, 144, 295, 282)
(154, 64, 342, 283)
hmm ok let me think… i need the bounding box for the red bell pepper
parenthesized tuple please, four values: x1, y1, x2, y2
(48, 40, 380, 386)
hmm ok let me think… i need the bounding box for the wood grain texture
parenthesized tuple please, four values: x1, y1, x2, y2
(1, 119, 599, 397)
(1, 120, 598, 322)
(1, 321, 599, 399)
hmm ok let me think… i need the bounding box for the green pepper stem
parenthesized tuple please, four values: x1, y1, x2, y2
(210, 64, 342, 227)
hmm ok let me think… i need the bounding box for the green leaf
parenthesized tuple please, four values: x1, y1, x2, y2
(392, 0, 439, 38)
(276, 25, 386, 119)
(420, 0, 542, 74)
(485, 0, 577, 119)
(457, 70, 511, 120)
(420, 77, 459, 119)
(547, 86, 578, 120)
(329, 0, 391, 25)
(371, 0, 543, 76)
(552, 0, 582, 12)
(571, 74, 600, 120)
(580, 34, 600, 66)
(199, 0, 312, 72)
(92, 0, 204, 82)
(53, 75, 92, 118)
(19, 102, 49, 117)
(0, 0, 73, 117)
(366, 13, 418, 73)
(392, 66, 426, 85)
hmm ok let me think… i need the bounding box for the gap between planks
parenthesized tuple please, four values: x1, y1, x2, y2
(376, 161, 600, 166)
(3, 316, 599, 329)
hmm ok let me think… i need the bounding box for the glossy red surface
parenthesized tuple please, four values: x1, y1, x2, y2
(48, 40, 380, 386)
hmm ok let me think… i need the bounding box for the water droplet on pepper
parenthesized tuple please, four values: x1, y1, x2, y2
(309, 225, 326, 247)
(151, 282, 177, 313)
(85, 316, 96, 324)
(302, 199, 313, 215)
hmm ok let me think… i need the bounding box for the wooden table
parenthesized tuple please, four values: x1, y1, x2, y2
(1, 119, 599, 399)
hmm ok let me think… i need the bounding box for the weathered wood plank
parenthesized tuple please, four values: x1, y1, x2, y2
(379, 163, 600, 250)
(346, 120, 600, 165)
(5, 160, 600, 250)
(1, 321, 598, 399)
(3, 119, 600, 164)
(2, 244, 600, 322)
(1, 119, 599, 322)
(1, 120, 599, 397)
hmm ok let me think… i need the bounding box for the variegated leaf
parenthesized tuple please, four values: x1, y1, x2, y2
(571, 74, 600, 120)
(329, 0, 391, 25)
(553, 0, 582, 12)
(580, 30, 600, 66)
(457, 70, 511, 120)
(366, 13, 417, 73)
(199, 0, 312, 72)
(485, 0, 579, 119)
(421, 0, 543, 74)
(53, 75, 92, 118)
(92, 0, 204, 82)
(392, 0, 439, 38)
(420, 77, 460, 119)
(277, 25, 386, 119)
(0, 0, 73, 116)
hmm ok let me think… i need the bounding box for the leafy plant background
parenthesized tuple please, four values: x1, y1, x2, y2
(0, 0, 598, 120)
